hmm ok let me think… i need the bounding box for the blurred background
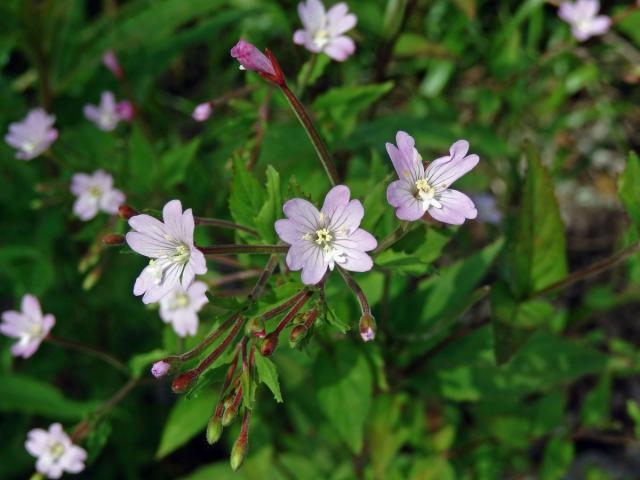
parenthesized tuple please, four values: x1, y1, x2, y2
(1, 0, 640, 478)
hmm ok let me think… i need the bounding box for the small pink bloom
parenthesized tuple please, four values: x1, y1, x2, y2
(70, 170, 125, 221)
(5, 109, 58, 160)
(1, 294, 54, 359)
(102, 50, 123, 78)
(83, 91, 124, 131)
(293, 0, 357, 61)
(151, 360, 171, 378)
(275, 185, 377, 285)
(159, 281, 209, 337)
(558, 0, 611, 41)
(26, 423, 87, 479)
(192, 102, 212, 122)
(386, 132, 479, 225)
(230, 39, 284, 84)
(116, 101, 135, 122)
(126, 200, 207, 304)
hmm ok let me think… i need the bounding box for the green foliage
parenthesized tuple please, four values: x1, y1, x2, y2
(618, 151, 640, 231)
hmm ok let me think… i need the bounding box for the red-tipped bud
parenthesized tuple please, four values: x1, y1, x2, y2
(222, 405, 238, 427)
(359, 313, 377, 342)
(206, 415, 223, 444)
(102, 233, 125, 245)
(230, 430, 248, 471)
(289, 325, 308, 347)
(171, 370, 197, 394)
(230, 39, 285, 86)
(245, 318, 266, 338)
(260, 333, 278, 357)
(118, 204, 138, 220)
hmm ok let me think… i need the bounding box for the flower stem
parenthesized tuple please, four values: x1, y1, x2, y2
(199, 244, 289, 255)
(194, 217, 259, 238)
(167, 314, 239, 363)
(279, 83, 339, 186)
(261, 289, 310, 321)
(272, 290, 313, 335)
(193, 316, 245, 375)
(530, 241, 640, 299)
(46, 335, 129, 375)
(337, 268, 371, 315)
(373, 222, 411, 255)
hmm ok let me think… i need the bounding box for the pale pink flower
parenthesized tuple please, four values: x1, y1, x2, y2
(386, 132, 478, 225)
(159, 281, 208, 337)
(26, 423, 87, 479)
(70, 170, 125, 221)
(151, 360, 171, 378)
(558, 0, 611, 41)
(102, 50, 123, 78)
(126, 200, 207, 304)
(293, 0, 357, 61)
(192, 102, 212, 122)
(230, 39, 275, 75)
(5, 109, 58, 160)
(1, 294, 54, 359)
(275, 185, 376, 285)
(116, 101, 134, 122)
(83, 91, 124, 131)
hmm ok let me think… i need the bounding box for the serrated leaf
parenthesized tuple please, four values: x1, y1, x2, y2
(254, 354, 283, 403)
(229, 157, 266, 232)
(618, 151, 640, 231)
(254, 165, 282, 243)
(156, 389, 217, 459)
(511, 143, 567, 297)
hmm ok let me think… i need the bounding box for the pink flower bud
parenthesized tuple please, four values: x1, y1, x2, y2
(192, 102, 212, 122)
(359, 313, 376, 342)
(116, 101, 135, 122)
(259, 333, 278, 357)
(171, 370, 197, 393)
(102, 50, 123, 78)
(230, 39, 284, 85)
(151, 360, 171, 378)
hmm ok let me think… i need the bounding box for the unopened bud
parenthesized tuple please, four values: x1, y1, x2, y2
(359, 313, 377, 342)
(171, 370, 197, 394)
(151, 360, 171, 378)
(206, 416, 223, 444)
(222, 405, 238, 427)
(118, 204, 138, 220)
(116, 101, 135, 122)
(192, 102, 212, 122)
(230, 432, 248, 471)
(289, 324, 308, 347)
(82, 267, 102, 291)
(102, 233, 125, 245)
(260, 333, 278, 357)
(102, 50, 123, 78)
(245, 318, 266, 338)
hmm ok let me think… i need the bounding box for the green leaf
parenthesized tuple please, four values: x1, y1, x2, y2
(0, 375, 98, 420)
(580, 375, 611, 428)
(254, 354, 283, 403)
(128, 126, 157, 194)
(254, 165, 282, 243)
(511, 143, 567, 297)
(296, 54, 330, 90)
(540, 437, 574, 480)
(178, 447, 287, 480)
(314, 343, 373, 453)
(626, 399, 640, 438)
(618, 151, 640, 231)
(229, 157, 266, 232)
(160, 138, 201, 189)
(375, 249, 433, 275)
(156, 389, 217, 459)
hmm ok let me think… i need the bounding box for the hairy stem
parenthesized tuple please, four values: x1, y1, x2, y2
(338, 268, 371, 315)
(199, 244, 289, 255)
(194, 217, 259, 238)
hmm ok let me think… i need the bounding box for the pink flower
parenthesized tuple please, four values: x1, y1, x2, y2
(116, 101, 135, 122)
(83, 91, 124, 131)
(293, 0, 357, 61)
(192, 102, 212, 122)
(151, 360, 171, 378)
(275, 185, 377, 285)
(386, 132, 479, 225)
(5, 109, 58, 160)
(126, 200, 207, 304)
(102, 50, 123, 78)
(70, 170, 125, 221)
(1, 294, 54, 359)
(26, 423, 87, 479)
(159, 281, 209, 337)
(230, 39, 284, 84)
(558, 0, 611, 41)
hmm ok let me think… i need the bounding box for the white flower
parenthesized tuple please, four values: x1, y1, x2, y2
(558, 0, 611, 42)
(159, 281, 209, 337)
(0, 294, 55, 358)
(25, 423, 87, 479)
(126, 199, 207, 304)
(83, 91, 123, 131)
(70, 170, 126, 221)
(5, 109, 58, 160)
(293, 0, 357, 61)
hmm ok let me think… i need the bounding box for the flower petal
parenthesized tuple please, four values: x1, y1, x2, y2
(428, 189, 477, 225)
(324, 35, 355, 61)
(300, 247, 328, 285)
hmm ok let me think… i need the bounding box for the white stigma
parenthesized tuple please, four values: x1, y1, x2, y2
(313, 28, 330, 49)
(415, 178, 442, 211)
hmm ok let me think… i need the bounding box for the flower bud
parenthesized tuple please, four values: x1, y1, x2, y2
(102, 233, 125, 245)
(260, 333, 278, 357)
(116, 101, 135, 122)
(222, 405, 238, 427)
(192, 102, 212, 122)
(245, 317, 266, 338)
(151, 360, 171, 378)
(118, 204, 138, 220)
(359, 313, 377, 342)
(230, 433, 247, 471)
(102, 50, 123, 78)
(230, 39, 284, 85)
(206, 416, 223, 444)
(82, 267, 102, 291)
(289, 324, 308, 347)
(171, 370, 197, 394)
